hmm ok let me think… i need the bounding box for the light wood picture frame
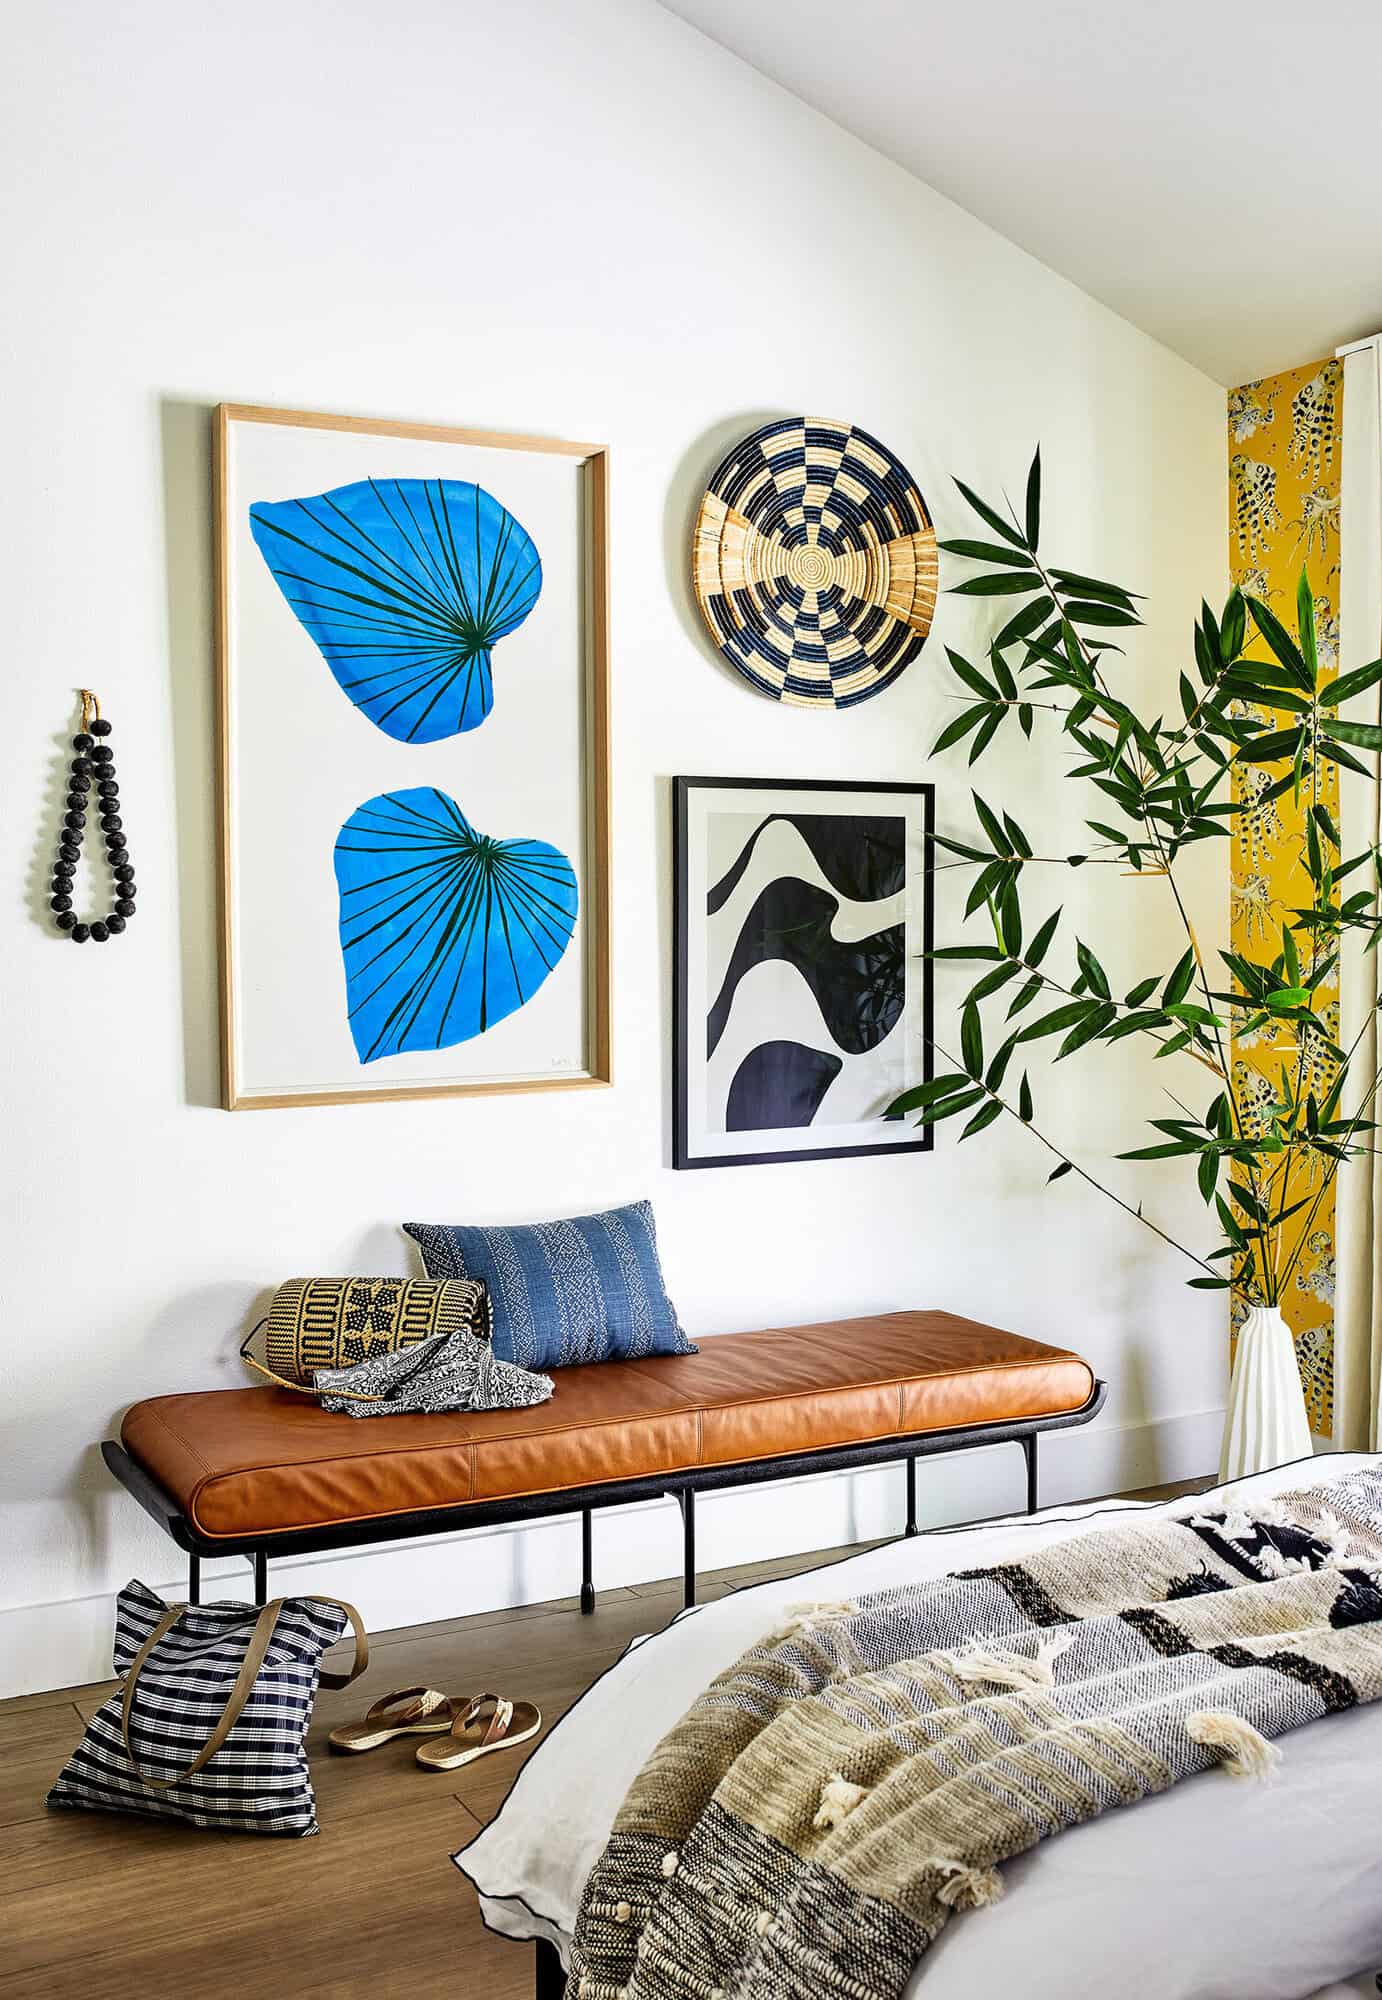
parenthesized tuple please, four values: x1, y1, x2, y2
(215, 402, 611, 1110)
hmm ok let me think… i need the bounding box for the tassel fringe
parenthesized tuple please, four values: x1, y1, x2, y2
(1186, 1709, 1281, 1779)
(812, 1773, 869, 1831)
(927, 1857, 1005, 1910)
(760, 1601, 857, 1648)
(953, 1631, 1072, 1693)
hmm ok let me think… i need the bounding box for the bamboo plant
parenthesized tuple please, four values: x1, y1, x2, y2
(888, 451, 1382, 1310)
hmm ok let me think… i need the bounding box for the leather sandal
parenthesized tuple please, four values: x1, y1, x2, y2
(327, 1685, 456, 1753)
(415, 1691, 541, 1771)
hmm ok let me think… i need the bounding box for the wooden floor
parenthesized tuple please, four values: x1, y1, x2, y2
(1, 1482, 1208, 1999)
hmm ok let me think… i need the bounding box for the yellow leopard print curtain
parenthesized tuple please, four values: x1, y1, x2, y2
(1227, 357, 1343, 1434)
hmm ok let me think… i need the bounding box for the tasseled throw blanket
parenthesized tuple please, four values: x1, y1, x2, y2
(568, 1470, 1382, 2000)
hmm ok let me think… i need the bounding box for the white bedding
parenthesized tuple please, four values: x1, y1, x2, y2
(458, 1453, 1382, 1999)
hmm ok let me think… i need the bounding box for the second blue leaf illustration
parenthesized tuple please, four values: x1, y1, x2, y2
(335, 787, 577, 1063)
(249, 478, 542, 740)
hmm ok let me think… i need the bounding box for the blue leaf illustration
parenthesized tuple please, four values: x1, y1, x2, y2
(334, 788, 577, 1064)
(249, 478, 541, 740)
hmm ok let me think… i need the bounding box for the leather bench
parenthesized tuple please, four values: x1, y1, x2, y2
(104, 1310, 1102, 1611)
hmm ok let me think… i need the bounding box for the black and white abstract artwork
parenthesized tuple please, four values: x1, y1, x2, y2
(674, 778, 933, 1169)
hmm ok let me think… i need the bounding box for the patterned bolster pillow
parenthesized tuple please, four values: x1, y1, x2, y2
(404, 1201, 696, 1372)
(249, 1275, 491, 1389)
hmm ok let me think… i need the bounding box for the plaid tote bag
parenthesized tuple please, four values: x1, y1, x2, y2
(47, 1580, 367, 1835)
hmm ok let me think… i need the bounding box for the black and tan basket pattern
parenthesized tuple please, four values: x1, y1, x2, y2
(693, 417, 937, 709)
(263, 1276, 490, 1386)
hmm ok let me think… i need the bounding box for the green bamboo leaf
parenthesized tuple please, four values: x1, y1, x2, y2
(960, 1099, 1004, 1141)
(953, 477, 1027, 549)
(961, 1001, 984, 1078)
(1266, 987, 1311, 1008)
(1002, 811, 1032, 858)
(1014, 1000, 1096, 1045)
(1120, 1140, 1198, 1160)
(967, 709, 1004, 763)
(933, 705, 993, 755)
(930, 1088, 987, 1121)
(885, 1074, 972, 1116)
(1102, 1009, 1166, 1042)
(1056, 1002, 1118, 1058)
(1239, 726, 1303, 763)
(1318, 656, 1382, 707)
(985, 1037, 1017, 1091)
(951, 573, 1045, 598)
(1282, 923, 1300, 987)
(1163, 948, 1196, 1007)
(1220, 588, 1246, 661)
(1246, 595, 1310, 685)
(1320, 740, 1374, 777)
(972, 793, 1012, 854)
(994, 596, 1053, 651)
(1075, 940, 1111, 999)
(1050, 569, 1140, 608)
(1197, 1147, 1220, 1203)
(1047, 1160, 1074, 1182)
(967, 961, 1019, 1004)
(1064, 600, 1142, 628)
(937, 538, 1035, 568)
(1187, 1277, 1231, 1290)
(1019, 1071, 1033, 1122)
(926, 944, 1004, 960)
(1025, 446, 1041, 551)
(944, 647, 1000, 700)
(1123, 975, 1160, 1007)
(1297, 571, 1318, 683)
(1323, 718, 1382, 750)
(1027, 909, 1061, 968)
(1006, 974, 1044, 1018)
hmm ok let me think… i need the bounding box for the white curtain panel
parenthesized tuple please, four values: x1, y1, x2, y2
(1335, 338, 1382, 1451)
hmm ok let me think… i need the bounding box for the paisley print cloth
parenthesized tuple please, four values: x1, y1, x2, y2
(314, 1327, 552, 1418)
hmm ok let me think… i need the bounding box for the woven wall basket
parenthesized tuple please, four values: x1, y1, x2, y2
(692, 416, 937, 709)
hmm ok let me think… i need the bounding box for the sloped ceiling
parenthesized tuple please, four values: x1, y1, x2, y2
(660, 0, 1382, 385)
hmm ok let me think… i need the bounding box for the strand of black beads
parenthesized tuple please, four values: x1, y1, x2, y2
(50, 704, 135, 942)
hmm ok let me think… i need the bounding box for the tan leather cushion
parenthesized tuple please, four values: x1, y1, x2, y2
(120, 1310, 1095, 1541)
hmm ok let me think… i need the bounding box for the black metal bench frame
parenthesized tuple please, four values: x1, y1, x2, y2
(101, 1380, 1104, 1616)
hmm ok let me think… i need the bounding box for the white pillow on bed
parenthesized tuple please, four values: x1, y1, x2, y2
(457, 1454, 1382, 2000)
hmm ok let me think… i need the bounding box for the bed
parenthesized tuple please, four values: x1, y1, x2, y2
(458, 1452, 1382, 2000)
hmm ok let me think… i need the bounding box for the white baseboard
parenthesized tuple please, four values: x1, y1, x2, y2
(1, 1404, 1223, 1701)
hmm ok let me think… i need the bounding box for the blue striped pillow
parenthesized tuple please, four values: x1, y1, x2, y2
(404, 1202, 695, 1371)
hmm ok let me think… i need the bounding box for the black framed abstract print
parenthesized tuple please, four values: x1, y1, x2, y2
(673, 777, 933, 1169)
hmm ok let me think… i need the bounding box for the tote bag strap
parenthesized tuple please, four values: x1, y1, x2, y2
(120, 1594, 368, 1788)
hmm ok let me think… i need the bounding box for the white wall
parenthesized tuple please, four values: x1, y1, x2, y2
(0, 0, 1228, 1696)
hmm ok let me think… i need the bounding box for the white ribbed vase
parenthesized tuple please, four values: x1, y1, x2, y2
(1219, 1305, 1313, 1481)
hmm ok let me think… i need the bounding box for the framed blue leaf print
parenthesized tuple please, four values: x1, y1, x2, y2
(215, 403, 610, 1110)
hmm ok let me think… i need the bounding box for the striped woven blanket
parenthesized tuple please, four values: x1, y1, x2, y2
(568, 1471, 1382, 2000)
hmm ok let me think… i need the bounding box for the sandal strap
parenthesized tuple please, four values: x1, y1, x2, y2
(460, 1693, 515, 1747)
(365, 1686, 450, 1727)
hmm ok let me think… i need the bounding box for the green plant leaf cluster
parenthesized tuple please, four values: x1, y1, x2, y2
(889, 449, 1382, 1304)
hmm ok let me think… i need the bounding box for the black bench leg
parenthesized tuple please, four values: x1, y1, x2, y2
(251, 1551, 267, 1606)
(1021, 1434, 1039, 1515)
(187, 1553, 200, 1606)
(904, 1456, 919, 1536)
(535, 1936, 565, 2000)
(580, 1507, 595, 1616)
(679, 1489, 696, 1609)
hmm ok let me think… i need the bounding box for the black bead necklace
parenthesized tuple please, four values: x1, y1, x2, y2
(50, 691, 136, 944)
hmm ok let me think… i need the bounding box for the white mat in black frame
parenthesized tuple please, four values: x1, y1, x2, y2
(673, 777, 933, 1169)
